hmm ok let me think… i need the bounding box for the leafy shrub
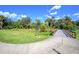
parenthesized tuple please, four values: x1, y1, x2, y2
(40, 24, 46, 32)
(49, 28, 54, 35)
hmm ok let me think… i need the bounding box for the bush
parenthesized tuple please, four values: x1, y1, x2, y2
(40, 24, 46, 32)
(63, 25, 69, 30)
(49, 28, 54, 35)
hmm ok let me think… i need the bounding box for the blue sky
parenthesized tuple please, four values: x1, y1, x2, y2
(0, 5, 79, 21)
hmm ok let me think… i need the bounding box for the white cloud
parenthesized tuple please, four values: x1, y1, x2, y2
(0, 11, 29, 21)
(0, 11, 9, 17)
(73, 13, 79, 18)
(36, 16, 43, 19)
(55, 16, 60, 20)
(10, 13, 17, 18)
(16, 14, 27, 20)
(49, 5, 61, 13)
(0, 11, 3, 14)
(73, 13, 79, 16)
(3, 12, 10, 16)
(45, 15, 52, 18)
(50, 11, 57, 15)
(20, 14, 27, 18)
(48, 5, 61, 16)
(0, 11, 17, 18)
(50, 5, 61, 10)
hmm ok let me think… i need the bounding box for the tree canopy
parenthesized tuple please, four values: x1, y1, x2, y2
(0, 15, 78, 31)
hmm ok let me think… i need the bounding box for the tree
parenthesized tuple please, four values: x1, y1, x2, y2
(4, 18, 14, 29)
(55, 19, 62, 29)
(35, 19, 41, 31)
(76, 20, 79, 26)
(56, 16, 74, 30)
(12, 20, 22, 28)
(31, 22, 36, 29)
(45, 16, 55, 28)
(63, 16, 74, 30)
(0, 15, 8, 29)
(20, 16, 31, 29)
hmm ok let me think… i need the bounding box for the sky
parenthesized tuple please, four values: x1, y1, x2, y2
(0, 5, 79, 22)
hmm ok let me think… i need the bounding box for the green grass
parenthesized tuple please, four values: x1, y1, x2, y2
(75, 29, 79, 40)
(0, 29, 51, 44)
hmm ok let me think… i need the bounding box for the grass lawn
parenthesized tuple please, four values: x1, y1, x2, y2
(0, 29, 51, 44)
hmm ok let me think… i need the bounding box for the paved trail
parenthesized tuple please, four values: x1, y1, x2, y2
(0, 30, 79, 54)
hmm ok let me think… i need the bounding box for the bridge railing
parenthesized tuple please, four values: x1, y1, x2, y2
(64, 30, 76, 38)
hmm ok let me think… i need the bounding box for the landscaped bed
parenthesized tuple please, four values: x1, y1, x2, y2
(0, 29, 52, 44)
